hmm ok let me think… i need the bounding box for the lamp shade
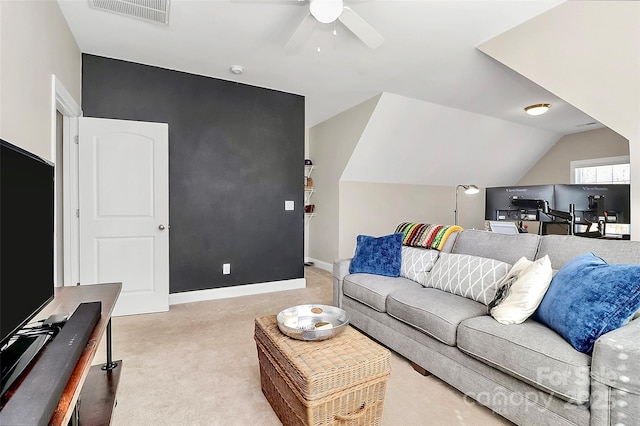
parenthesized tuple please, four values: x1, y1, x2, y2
(463, 185, 479, 195)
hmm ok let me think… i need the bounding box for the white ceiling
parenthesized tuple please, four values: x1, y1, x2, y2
(341, 92, 562, 187)
(56, 0, 601, 134)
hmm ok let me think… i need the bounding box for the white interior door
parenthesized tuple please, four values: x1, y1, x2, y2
(79, 117, 169, 316)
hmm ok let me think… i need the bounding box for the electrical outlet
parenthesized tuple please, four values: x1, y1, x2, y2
(223, 263, 231, 275)
(285, 200, 294, 211)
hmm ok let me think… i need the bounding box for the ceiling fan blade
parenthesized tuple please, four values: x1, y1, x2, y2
(338, 6, 384, 49)
(285, 13, 317, 54)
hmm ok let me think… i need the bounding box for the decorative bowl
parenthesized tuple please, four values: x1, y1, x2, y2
(276, 304, 350, 341)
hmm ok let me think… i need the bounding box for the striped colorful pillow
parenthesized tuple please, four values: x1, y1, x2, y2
(395, 222, 463, 251)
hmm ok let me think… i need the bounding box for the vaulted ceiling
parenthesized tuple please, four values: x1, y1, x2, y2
(57, 0, 601, 135)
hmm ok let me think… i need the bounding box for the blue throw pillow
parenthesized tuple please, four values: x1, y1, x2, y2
(349, 233, 403, 277)
(533, 252, 640, 354)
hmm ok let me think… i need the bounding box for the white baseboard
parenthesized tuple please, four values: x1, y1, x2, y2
(169, 278, 306, 306)
(304, 258, 333, 273)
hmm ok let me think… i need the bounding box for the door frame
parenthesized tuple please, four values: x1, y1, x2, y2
(51, 75, 81, 287)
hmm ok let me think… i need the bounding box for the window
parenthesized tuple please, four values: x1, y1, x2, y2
(571, 156, 630, 184)
(571, 156, 630, 235)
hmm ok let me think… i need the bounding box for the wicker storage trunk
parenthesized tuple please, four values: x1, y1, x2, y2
(254, 315, 391, 426)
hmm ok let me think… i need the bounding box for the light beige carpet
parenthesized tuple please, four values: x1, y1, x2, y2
(94, 267, 513, 426)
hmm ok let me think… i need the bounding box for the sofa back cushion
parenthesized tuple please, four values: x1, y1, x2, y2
(424, 252, 511, 305)
(537, 234, 640, 270)
(452, 229, 540, 265)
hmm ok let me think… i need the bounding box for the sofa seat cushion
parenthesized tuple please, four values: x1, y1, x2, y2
(343, 273, 422, 313)
(386, 287, 487, 346)
(457, 316, 592, 405)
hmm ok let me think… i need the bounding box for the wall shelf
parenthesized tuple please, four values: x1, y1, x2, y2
(304, 188, 315, 204)
(304, 165, 315, 177)
(305, 162, 315, 219)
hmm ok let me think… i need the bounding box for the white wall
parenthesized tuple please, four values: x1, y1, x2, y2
(518, 128, 629, 185)
(308, 94, 381, 264)
(0, 0, 81, 159)
(309, 90, 561, 264)
(342, 92, 562, 187)
(309, 107, 631, 264)
(1, 1, 82, 288)
(479, 1, 640, 238)
(338, 182, 485, 259)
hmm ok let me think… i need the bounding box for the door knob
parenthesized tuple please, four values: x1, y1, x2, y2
(159, 224, 167, 230)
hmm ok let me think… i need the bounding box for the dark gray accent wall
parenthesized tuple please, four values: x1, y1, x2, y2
(82, 54, 305, 293)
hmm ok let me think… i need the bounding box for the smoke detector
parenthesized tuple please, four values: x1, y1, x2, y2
(229, 65, 244, 75)
(89, 0, 170, 26)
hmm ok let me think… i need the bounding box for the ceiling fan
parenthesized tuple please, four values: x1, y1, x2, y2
(285, 0, 384, 52)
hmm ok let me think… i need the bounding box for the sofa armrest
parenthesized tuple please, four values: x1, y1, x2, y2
(592, 318, 640, 395)
(590, 318, 640, 423)
(333, 258, 352, 308)
(334, 258, 352, 281)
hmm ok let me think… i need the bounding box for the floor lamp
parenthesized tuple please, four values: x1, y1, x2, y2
(455, 184, 479, 225)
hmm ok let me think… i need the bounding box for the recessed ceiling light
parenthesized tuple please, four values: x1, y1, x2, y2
(524, 103, 551, 116)
(229, 65, 244, 75)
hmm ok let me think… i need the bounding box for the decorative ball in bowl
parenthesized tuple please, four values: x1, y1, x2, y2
(277, 304, 350, 341)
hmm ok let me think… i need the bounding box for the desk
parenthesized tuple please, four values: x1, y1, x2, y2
(5, 283, 122, 425)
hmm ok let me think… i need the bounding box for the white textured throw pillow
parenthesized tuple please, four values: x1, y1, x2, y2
(424, 253, 511, 305)
(490, 255, 553, 325)
(400, 246, 440, 283)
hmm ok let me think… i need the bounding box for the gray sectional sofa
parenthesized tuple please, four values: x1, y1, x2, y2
(333, 230, 640, 426)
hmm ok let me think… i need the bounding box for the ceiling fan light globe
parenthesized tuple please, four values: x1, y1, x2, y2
(310, 0, 344, 23)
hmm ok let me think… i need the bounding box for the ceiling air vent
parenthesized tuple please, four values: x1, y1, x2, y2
(89, 0, 170, 26)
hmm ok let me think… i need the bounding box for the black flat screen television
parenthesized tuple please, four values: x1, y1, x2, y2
(485, 185, 555, 222)
(0, 139, 55, 349)
(554, 184, 631, 225)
